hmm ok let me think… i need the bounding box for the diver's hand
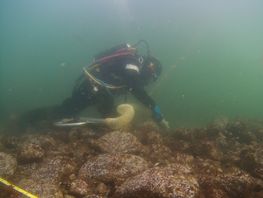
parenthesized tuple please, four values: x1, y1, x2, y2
(152, 105, 169, 130)
(152, 105, 163, 122)
(160, 118, 170, 130)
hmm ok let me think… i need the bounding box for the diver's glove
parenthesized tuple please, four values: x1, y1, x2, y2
(152, 105, 163, 122)
(152, 105, 170, 130)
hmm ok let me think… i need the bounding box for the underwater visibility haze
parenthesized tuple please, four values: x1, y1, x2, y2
(1, 0, 263, 127)
(1, 1, 263, 198)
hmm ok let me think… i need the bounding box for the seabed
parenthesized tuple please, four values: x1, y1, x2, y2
(0, 119, 263, 198)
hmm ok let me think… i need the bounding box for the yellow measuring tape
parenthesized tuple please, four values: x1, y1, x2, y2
(0, 177, 38, 198)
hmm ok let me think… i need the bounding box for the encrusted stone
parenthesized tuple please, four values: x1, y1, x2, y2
(18, 143, 45, 162)
(94, 131, 144, 154)
(18, 179, 63, 198)
(79, 154, 149, 184)
(114, 165, 199, 198)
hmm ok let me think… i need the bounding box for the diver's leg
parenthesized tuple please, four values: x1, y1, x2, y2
(19, 106, 59, 127)
(20, 79, 95, 127)
(56, 79, 96, 118)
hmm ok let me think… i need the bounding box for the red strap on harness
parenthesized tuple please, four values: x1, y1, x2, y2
(94, 48, 136, 64)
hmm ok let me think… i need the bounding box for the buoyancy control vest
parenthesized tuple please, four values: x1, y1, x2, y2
(82, 40, 150, 90)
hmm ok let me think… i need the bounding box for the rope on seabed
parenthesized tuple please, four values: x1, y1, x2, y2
(0, 177, 38, 198)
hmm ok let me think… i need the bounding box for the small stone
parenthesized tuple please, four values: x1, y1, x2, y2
(70, 179, 90, 196)
(69, 174, 77, 181)
(95, 183, 109, 195)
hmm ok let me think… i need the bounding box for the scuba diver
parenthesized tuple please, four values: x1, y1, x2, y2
(22, 40, 169, 129)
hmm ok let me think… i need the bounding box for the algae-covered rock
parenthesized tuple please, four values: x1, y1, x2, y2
(31, 155, 77, 183)
(114, 165, 199, 198)
(0, 152, 17, 177)
(94, 131, 144, 154)
(188, 140, 223, 161)
(225, 120, 256, 144)
(18, 143, 45, 162)
(147, 143, 174, 164)
(239, 145, 263, 180)
(2, 136, 20, 149)
(16, 134, 56, 163)
(18, 178, 63, 198)
(218, 167, 258, 197)
(195, 158, 260, 198)
(79, 154, 149, 184)
(134, 121, 163, 144)
(174, 152, 194, 165)
(17, 156, 77, 197)
(2, 117, 263, 197)
(21, 134, 56, 149)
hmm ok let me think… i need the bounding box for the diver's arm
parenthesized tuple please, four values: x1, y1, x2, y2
(124, 66, 164, 121)
(130, 87, 155, 109)
(124, 65, 169, 128)
(124, 64, 155, 108)
(132, 87, 169, 129)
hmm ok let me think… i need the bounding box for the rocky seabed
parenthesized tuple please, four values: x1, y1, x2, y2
(0, 119, 263, 198)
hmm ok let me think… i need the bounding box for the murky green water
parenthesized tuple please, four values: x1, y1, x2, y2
(1, 0, 263, 127)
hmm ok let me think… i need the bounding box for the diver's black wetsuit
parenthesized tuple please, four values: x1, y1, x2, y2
(57, 54, 156, 118)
